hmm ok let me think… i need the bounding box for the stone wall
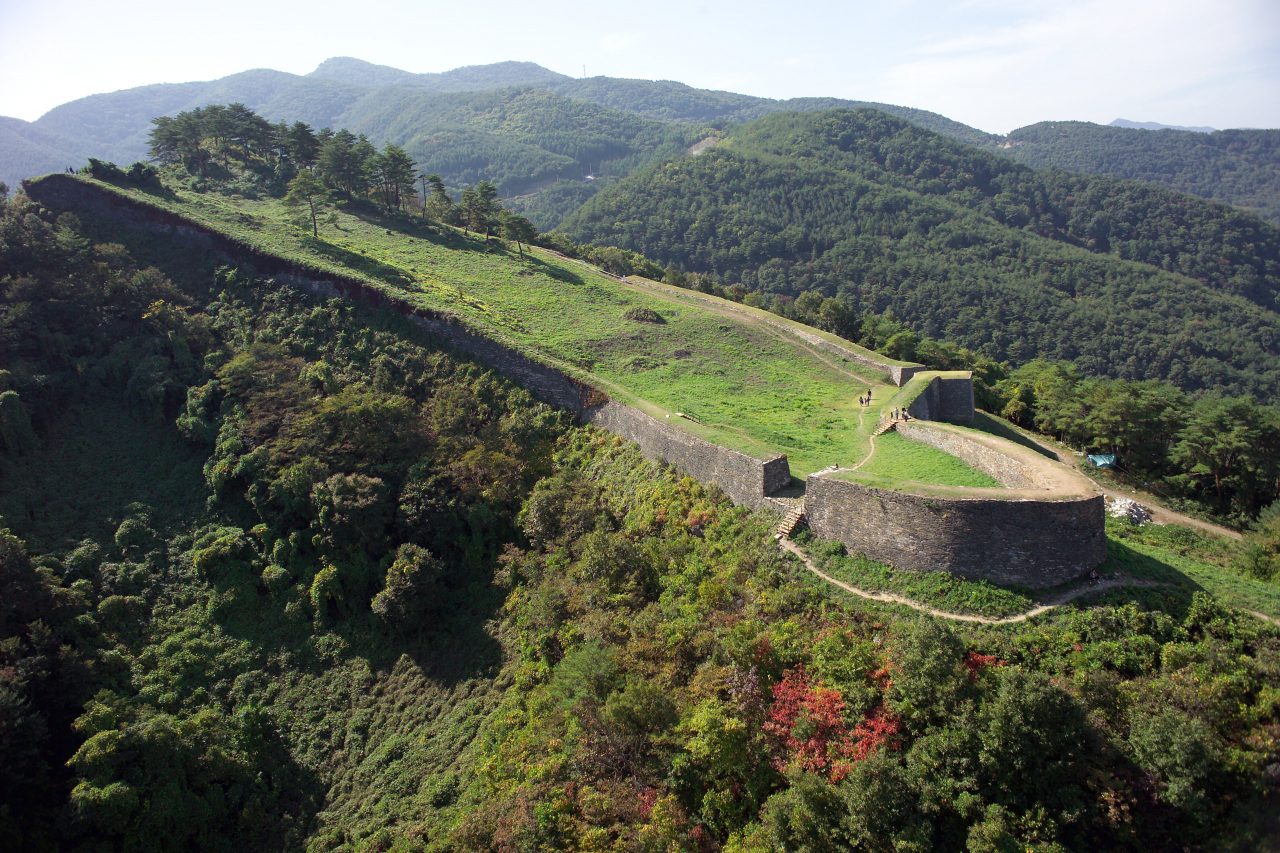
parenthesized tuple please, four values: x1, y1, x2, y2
(938, 377, 975, 423)
(903, 374, 975, 423)
(788, 325, 920, 387)
(906, 380, 940, 421)
(896, 422, 1048, 490)
(587, 402, 789, 510)
(804, 475, 1106, 588)
(25, 175, 793, 512)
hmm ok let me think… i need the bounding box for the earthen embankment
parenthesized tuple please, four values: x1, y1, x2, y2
(24, 174, 793, 511)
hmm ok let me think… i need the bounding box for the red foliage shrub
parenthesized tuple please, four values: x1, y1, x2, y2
(764, 666, 900, 781)
(962, 651, 1006, 681)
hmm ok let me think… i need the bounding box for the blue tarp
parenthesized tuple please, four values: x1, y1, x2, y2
(1087, 454, 1117, 468)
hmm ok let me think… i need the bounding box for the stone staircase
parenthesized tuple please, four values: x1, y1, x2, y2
(774, 502, 807, 540)
(873, 416, 902, 436)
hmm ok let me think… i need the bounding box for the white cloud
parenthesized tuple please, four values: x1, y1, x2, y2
(869, 0, 1280, 131)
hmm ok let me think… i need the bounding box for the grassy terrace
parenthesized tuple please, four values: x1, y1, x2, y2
(856, 431, 1001, 488)
(53, 175, 915, 477)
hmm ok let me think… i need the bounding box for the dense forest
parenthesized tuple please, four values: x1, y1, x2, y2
(561, 109, 1280, 400)
(1000, 122, 1280, 225)
(3, 179, 1280, 853)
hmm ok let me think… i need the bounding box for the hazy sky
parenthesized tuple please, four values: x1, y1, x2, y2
(2, 0, 1277, 132)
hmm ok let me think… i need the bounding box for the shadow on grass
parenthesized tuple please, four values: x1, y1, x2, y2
(346, 208, 518, 258)
(970, 411, 1059, 460)
(301, 235, 417, 289)
(525, 254, 586, 285)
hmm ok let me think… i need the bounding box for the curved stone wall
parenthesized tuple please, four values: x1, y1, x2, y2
(804, 475, 1106, 588)
(896, 422, 1049, 490)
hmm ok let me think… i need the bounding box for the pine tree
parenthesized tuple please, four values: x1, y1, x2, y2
(500, 210, 537, 259)
(375, 143, 417, 210)
(282, 170, 332, 237)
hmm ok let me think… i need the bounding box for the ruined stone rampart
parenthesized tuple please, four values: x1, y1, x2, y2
(805, 476, 1106, 588)
(25, 175, 792, 511)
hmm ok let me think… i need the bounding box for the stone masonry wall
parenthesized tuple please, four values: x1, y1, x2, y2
(587, 402, 789, 510)
(938, 377, 975, 423)
(26, 175, 793, 512)
(906, 380, 940, 421)
(805, 475, 1106, 588)
(896, 422, 1048, 490)
(904, 375, 975, 424)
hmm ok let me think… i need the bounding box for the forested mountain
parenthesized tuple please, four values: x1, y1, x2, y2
(0, 72, 701, 221)
(1110, 119, 1218, 132)
(308, 56, 999, 145)
(0, 58, 996, 199)
(12, 56, 1277, 234)
(562, 109, 1280, 400)
(999, 121, 1280, 224)
(307, 56, 572, 91)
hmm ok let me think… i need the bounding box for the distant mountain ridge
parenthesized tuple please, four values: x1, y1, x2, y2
(0, 57, 998, 193)
(2, 57, 1277, 227)
(307, 57, 572, 91)
(1110, 118, 1217, 133)
(309, 57, 1000, 145)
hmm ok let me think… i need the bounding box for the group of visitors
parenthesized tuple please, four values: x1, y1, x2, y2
(858, 389, 872, 407)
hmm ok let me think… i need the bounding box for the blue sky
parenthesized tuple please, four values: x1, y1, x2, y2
(1, 0, 1276, 132)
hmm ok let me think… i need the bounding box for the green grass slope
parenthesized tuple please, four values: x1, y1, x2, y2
(35, 174, 912, 476)
(854, 430, 1002, 488)
(561, 108, 1280, 400)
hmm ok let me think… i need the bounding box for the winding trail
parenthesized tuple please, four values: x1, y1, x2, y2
(995, 421, 1242, 540)
(778, 539, 1163, 625)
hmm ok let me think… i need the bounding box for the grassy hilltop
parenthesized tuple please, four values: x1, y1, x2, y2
(32, 173, 933, 478)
